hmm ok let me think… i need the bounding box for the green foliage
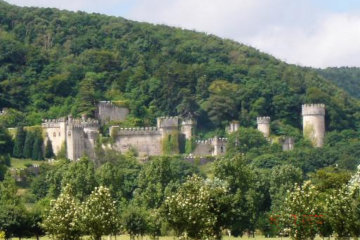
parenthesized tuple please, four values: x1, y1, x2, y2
(162, 175, 230, 240)
(80, 186, 119, 239)
(95, 150, 141, 200)
(162, 131, 180, 154)
(45, 138, 54, 158)
(279, 181, 323, 240)
(12, 126, 25, 158)
(122, 206, 149, 240)
(23, 130, 34, 159)
(317, 67, 360, 99)
(226, 127, 269, 156)
(0, 1, 358, 132)
(134, 156, 199, 209)
(32, 130, 44, 160)
(269, 165, 303, 211)
(42, 185, 82, 240)
(61, 157, 97, 201)
(0, 125, 13, 155)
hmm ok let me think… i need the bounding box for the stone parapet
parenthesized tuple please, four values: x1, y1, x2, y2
(302, 104, 325, 116)
(256, 116, 271, 124)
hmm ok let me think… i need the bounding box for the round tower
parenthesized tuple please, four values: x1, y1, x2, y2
(181, 118, 196, 140)
(302, 104, 325, 147)
(257, 117, 271, 138)
(228, 120, 240, 133)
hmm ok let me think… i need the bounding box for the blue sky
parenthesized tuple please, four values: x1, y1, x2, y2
(5, 0, 360, 68)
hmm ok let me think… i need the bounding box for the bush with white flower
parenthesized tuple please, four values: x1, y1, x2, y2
(80, 186, 119, 240)
(42, 185, 82, 240)
(162, 175, 230, 240)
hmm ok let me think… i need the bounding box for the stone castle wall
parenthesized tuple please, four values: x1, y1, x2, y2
(42, 118, 67, 155)
(110, 126, 162, 156)
(96, 101, 129, 124)
(193, 138, 227, 156)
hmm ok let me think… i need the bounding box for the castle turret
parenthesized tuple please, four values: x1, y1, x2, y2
(181, 118, 196, 140)
(228, 121, 240, 133)
(302, 104, 325, 147)
(157, 116, 179, 137)
(257, 117, 271, 138)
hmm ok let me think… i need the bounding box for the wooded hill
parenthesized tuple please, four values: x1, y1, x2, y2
(317, 67, 360, 99)
(0, 0, 359, 134)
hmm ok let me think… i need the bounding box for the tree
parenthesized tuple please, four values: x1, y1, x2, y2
(122, 206, 149, 240)
(12, 126, 26, 158)
(279, 181, 323, 240)
(80, 186, 119, 240)
(325, 186, 360, 239)
(269, 165, 303, 211)
(45, 138, 54, 158)
(163, 175, 231, 240)
(61, 157, 97, 201)
(226, 127, 268, 156)
(0, 126, 13, 155)
(42, 185, 82, 240)
(32, 131, 43, 160)
(23, 130, 34, 159)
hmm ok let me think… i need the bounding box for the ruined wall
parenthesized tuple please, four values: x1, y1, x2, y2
(110, 126, 162, 156)
(96, 101, 129, 124)
(42, 118, 66, 155)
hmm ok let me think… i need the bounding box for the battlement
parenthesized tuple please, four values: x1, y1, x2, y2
(181, 118, 196, 126)
(302, 104, 325, 116)
(98, 101, 126, 108)
(42, 118, 67, 128)
(195, 137, 228, 144)
(256, 116, 271, 124)
(157, 116, 179, 129)
(110, 126, 160, 136)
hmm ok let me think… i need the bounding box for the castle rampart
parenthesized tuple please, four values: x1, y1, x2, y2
(302, 104, 325, 147)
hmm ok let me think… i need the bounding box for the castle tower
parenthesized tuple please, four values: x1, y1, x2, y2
(228, 120, 240, 133)
(212, 137, 227, 156)
(257, 117, 271, 138)
(181, 118, 196, 140)
(157, 116, 179, 137)
(302, 104, 325, 147)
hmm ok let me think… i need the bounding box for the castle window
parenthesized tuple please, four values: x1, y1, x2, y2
(68, 131, 71, 137)
(59, 132, 61, 137)
(220, 146, 224, 153)
(53, 132, 56, 137)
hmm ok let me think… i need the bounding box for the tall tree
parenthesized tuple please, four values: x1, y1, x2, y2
(12, 126, 26, 158)
(23, 130, 34, 159)
(45, 138, 54, 159)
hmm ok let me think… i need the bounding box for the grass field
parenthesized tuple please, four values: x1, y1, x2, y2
(10, 158, 46, 169)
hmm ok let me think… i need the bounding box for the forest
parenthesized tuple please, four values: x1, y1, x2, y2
(0, 1, 359, 239)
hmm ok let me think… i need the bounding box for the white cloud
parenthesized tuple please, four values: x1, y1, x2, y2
(128, 0, 360, 68)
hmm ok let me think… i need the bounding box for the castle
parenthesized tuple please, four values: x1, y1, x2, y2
(41, 102, 326, 161)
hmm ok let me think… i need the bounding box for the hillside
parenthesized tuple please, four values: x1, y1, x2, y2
(0, 0, 359, 133)
(317, 67, 360, 99)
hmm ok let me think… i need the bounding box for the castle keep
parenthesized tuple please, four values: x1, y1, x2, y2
(42, 102, 326, 160)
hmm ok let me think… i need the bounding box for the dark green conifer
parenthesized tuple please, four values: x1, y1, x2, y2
(12, 126, 26, 158)
(45, 138, 54, 159)
(23, 131, 34, 159)
(32, 132, 43, 160)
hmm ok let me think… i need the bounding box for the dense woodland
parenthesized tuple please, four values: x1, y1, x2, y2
(317, 67, 360, 99)
(0, 1, 359, 239)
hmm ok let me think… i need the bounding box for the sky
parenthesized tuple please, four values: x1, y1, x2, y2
(5, 0, 360, 68)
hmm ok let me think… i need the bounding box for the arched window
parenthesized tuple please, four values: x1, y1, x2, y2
(53, 132, 56, 137)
